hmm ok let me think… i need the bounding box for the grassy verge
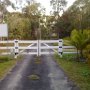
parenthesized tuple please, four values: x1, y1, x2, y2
(0, 56, 22, 80)
(55, 54, 90, 90)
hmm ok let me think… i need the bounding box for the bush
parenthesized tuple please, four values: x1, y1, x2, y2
(70, 29, 90, 60)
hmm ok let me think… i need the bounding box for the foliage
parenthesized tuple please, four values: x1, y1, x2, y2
(70, 29, 90, 60)
(55, 14, 73, 38)
(50, 0, 90, 39)
(1, 0, 90, 40)
(50, 0, 67, 15)
(45, 16, 56, 39)
(0, 0, 14, 23)
(84, 45, 90, 65)
(4, 0, 45, 40)
(67, 0, 90, 30)
(7, 13, 31, 39)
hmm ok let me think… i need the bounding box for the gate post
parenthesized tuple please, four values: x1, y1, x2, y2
(39, 40, 41, 56)
(37, 40, 41, 56)
(14, 39, 19, 58)
(58, 39, 63, 57)
(37, 40, 39, 56)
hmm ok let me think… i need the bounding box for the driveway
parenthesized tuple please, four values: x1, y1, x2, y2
(0, 55, 79, 90)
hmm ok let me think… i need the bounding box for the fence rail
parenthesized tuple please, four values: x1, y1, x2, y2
(0, 40, 78, 58)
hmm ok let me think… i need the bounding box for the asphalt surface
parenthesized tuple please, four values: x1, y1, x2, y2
(0, 55, 79, 90)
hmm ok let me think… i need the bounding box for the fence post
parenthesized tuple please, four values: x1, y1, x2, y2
(58, 39, 63, 57)
(14, 39, 19, 58)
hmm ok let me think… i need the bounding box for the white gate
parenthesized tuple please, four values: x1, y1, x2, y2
(0, 39, 77, 58)
(14, 39, 63, 58)
(38, 40, 63, 56)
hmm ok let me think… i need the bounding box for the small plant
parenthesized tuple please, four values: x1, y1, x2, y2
(28, 74, 40, 80)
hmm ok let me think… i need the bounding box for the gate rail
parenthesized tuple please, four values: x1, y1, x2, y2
(0, 40, 77, 58)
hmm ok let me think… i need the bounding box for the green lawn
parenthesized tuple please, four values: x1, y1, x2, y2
(0, 60, 16, 79)
(0, 56, 22, 80)
(55, 54, 90, 90)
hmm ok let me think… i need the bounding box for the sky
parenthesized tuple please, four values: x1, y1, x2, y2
(7, 0, 76, 15)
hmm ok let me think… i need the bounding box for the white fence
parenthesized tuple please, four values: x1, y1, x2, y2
(0, 39, 77, 58)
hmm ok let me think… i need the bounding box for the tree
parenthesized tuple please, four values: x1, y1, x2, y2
(22, 1, 45, 39)
(54, 12, 74, 38)
(45, 15, 56, 39)
(7, 12, 31, 39)
(70, 29, 90, 61)
(0, 0, 14, 23)
(50, 0, 67, 16)
(67, 0, 90, 31)
(52, 0, 90, 39)
(49, 0, 67, 39)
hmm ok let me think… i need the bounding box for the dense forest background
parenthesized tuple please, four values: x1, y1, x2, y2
(0, 0, 90, 40)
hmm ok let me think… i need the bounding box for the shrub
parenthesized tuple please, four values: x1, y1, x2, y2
(70, 29, 90, 61)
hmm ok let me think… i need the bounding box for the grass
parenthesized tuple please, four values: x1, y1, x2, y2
(0, 60, 16, 79)
(28, 74, 40, 80)
(55, 54, 90, 90)
(0, 55, 22, 80)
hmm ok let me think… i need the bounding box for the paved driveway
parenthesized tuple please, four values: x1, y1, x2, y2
(0, 55, 79, 90)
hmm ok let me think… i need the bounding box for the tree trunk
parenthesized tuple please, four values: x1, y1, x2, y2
(80, 49, 83, 58)
(79, 49, 85, 62)
(76, 48, 79, 61)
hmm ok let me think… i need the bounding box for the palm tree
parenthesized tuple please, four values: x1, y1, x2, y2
(70, 29, 90, 61)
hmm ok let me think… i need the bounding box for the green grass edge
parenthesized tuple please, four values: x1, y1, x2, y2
(0, 55, 22, 80)
(54, 54, 90, 90)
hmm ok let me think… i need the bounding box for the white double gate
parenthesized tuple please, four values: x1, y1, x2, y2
(14, 39, 63, 57)
(0, 39, 77, 58)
